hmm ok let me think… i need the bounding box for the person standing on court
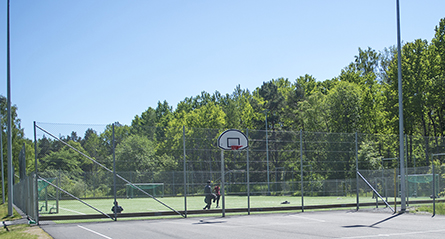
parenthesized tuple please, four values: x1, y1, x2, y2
(111, 201, 124, 213)
(203, 180, 212, 210)
(213, 183, 221, 208)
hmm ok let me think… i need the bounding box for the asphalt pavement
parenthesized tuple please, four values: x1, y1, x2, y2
(40, 209, 445, 239)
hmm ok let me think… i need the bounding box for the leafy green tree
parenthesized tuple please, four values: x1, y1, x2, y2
(1, 95, 30, 183)
(236, 88, 257, 130)
(130, 107, 157, 136)
(39, 141, 92, 173)
(359, 78, 385, 134)
(326, 81, 362, 133)
(252, 80, 285, 131)
(433, 18, 445, 78)
(298, 91, 329, 132)
(403, 39, 433, 136)
(357, 141, 383, 170)
(174, 91, 215, 115)
(216, 85, 256, 129)
(81, 129, 102, 157)
(80, 128, 108, 170)
(251, 79, 295, 178)
(287, 75, 323, 130)
(100, 123, 130, 156)
(431, 18, 445, 137)
(21, 139, 36, 175)
(354, 47, 381, 77)
(379, 46, 397, 84)
(67, 131, 81, 142)
(184, 102, 226, 129)
(115, 135, 176, 172)
(160, 101, 227, 172)
(155, 100, 173, 128)
(385, 38, 436, 137)
(339, 48, 386, 134)
(214, 92, 238, 129)
(37, 135, 52, 159)
(131, 100, 173, 143)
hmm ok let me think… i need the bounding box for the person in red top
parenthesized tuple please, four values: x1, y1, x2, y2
(213, 183, 221, 208)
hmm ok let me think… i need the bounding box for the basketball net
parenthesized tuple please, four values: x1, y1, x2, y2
(230, 145, 242, 150)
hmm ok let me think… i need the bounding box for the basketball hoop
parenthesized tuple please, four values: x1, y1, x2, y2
(218, 129, 248, 151)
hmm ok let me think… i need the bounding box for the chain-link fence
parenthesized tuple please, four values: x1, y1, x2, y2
(13, 122, 445, 221)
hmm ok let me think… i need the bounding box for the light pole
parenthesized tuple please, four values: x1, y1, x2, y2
(261, 109, 270, 195)
(396, 0, 406, 212)
(1, 114, 4, 204)
(6, 0, 14, 216)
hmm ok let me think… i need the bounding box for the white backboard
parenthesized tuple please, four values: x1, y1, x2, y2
(217, 129, 248, 150)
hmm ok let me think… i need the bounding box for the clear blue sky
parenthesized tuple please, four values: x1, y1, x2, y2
(1, 0, 444, 139)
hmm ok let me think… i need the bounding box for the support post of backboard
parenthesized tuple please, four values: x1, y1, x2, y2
(217, 129, 249, 217)
(221, 150, 225, 217)
(246, 129, 250, 215)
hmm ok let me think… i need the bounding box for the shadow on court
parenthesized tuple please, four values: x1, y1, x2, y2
(342, 211, 404, 228)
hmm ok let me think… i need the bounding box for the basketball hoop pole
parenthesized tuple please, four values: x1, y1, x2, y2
(217, 129, 249, 217)
(221, 150, 225, 217)
(221, 146, 241, 217)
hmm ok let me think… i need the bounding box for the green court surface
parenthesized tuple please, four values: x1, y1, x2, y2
(40, 195, 427, 216)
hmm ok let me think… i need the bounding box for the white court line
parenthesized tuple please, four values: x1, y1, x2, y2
(288, 215, 326, 222)
(338, 228, 445, 238)
(77, 225, 112, 239)
(59, 207, 86, 215)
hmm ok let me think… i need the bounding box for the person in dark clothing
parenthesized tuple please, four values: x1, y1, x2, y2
(213, 183, 221, 208)
(203, 180, 213, 210)
(111, 201, 124, 213)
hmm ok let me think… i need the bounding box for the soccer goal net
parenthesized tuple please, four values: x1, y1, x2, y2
(126, 183, 165, 198)
(38, 178, 59, 214)
(399, 174, 439, 197)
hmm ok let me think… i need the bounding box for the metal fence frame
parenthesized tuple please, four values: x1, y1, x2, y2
(10, 123, 445, 221)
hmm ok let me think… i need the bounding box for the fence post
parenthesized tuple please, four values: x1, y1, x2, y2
(300, 130, 304, 212)
(394, 168, 397, 213)
(112, 123, 117, 221)
(430, 153, 445, 216)
(183, 126, 187, 218)
(33, 121, 39, 224)
(355, 132, 359, 210)
(432, 162, 435, 217)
